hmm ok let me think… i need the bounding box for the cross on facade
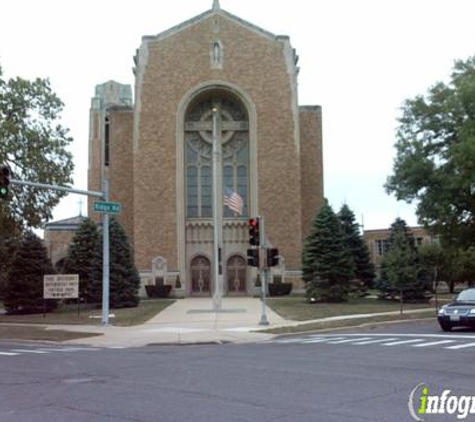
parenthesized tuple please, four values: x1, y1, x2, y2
(185, 120, 248, 132)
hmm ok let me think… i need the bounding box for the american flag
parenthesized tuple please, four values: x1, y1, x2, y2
(224, 188, 244, 216)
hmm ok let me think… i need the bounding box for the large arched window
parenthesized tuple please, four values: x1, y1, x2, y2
(185, 92, 249, 219)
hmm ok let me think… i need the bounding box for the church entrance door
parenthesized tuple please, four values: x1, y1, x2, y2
(226, 255, 247, 295)
(190, 255, 211, 296)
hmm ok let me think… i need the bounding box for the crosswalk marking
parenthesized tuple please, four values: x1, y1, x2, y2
(382, 339, 425, 346)
(327, 337, 372, 344)
(0, 346, 101, 358)
(412, 340, 455, 348)
(352, 338, 398, 345)
(445, 342, 475, 350)
(267, 333, 475, 351)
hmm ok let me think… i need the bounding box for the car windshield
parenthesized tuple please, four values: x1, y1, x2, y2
(456, 289, 475, 302)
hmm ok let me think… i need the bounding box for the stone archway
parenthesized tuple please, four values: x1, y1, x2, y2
(190, 255, 211, 296)
(226, 254, 247, 295)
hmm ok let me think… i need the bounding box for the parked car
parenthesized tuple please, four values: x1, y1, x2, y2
(437, 288, 475, 331)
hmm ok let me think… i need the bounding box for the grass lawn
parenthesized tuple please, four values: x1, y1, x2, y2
(261, 311, 436, 335)
(0, 298, 176, 327)
(267, 295, 435, 321)
(0, 325, 101, 342)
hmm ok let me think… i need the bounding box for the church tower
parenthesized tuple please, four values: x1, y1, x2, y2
(88, 1, 323, 296)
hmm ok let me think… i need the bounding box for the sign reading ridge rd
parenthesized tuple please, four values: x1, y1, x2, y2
(93, 201, 121, 214)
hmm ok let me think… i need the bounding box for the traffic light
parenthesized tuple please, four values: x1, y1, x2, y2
(248, 217, 260, 246)
(0, 165, 10, 199)
(267, 248, 280, 267)
(247, 248, 259, 267)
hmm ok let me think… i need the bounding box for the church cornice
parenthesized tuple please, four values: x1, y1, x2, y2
(142, 6, 283, 44)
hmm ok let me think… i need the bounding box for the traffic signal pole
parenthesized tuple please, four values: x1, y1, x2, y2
(7, 177, 110, 325)
(258, 215, 270, 326)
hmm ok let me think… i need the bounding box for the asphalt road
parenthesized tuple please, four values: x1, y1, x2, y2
(1, 320, 474, 422)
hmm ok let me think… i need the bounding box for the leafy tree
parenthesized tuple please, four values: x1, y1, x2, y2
(386, 55, 475, 248)
(62, 218, 101, 302)
(338, 204, 375, 294)
(418, 243, 445, 292)
(91, 218, 140, 308)
(451, 247, 475, 288)
(4, 231, 57, 314)
(377, 218, 426, 305)
(303, 201, 354, 302)
(0, 63, 74, 235)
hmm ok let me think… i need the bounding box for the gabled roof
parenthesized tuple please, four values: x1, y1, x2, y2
(142, 4, 280, 44)
(44, 215, 87, 231)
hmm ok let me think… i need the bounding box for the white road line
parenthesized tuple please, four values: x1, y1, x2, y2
(10, 349, 49, 354)
(0, 352, 19, 356)
(37, 347, 99, 352)
(352, 338, 399, 345)
(273, 338, 313, 344)
(382, 339, 425, 346)
(445, 342, 475, 350)
(327, 337, 372, 344)
(412, 340, 456, 348)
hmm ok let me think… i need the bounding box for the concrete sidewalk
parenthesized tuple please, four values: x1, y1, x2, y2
(44, 298, 434, 348)
(59, 298, 287, 347)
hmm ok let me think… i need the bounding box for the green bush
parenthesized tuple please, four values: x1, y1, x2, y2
(268, 283, 293, 296)
(145, 285, 172, 298)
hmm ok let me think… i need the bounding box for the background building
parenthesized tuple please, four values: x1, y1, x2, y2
(364, 226, 439, 271)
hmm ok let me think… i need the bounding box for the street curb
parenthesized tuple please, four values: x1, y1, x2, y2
(267, 317, 437, 339)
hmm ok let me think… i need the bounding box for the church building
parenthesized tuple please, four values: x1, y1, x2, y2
(87, 0, 324, 296)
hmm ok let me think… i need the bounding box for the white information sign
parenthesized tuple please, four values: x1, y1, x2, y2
(43, 274, 79, 299)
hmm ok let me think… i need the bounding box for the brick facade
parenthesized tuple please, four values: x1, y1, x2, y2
(85, 4, 324, 296)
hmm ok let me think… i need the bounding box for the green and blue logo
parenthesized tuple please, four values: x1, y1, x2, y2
(408, 383, 475, 420)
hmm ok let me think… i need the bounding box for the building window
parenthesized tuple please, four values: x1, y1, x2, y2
(375, 239, 389, 256)
(104, 115, 110, 167)
(185, 94, 249, 219)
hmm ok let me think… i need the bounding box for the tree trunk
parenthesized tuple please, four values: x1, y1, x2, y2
(400, 289, 404, 315)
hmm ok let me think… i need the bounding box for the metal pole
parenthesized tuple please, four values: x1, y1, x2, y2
(9, 179, 103, 198)
(259, 215, 270, 326)
(212, 107, 223, 312)
(100, 107, 110, 326)
(101, 179, 110, 326)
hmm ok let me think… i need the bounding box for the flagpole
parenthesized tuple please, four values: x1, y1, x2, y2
(212, 107, 223, 312)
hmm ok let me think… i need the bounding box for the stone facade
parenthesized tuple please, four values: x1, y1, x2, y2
(86, 2, 324, 296)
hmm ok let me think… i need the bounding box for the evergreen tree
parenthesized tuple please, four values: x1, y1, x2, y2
(4, 231, 57, 314)
(338, 204, 375, 294)
(303, 201, 354, 302)
(62, 218, 101, 302)
(377, 218, 426, 302)
(91, 218, 140, 308)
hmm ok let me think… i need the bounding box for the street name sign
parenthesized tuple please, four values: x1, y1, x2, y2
(44, 274, 79, 299)
(93, 201, 121, 214)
